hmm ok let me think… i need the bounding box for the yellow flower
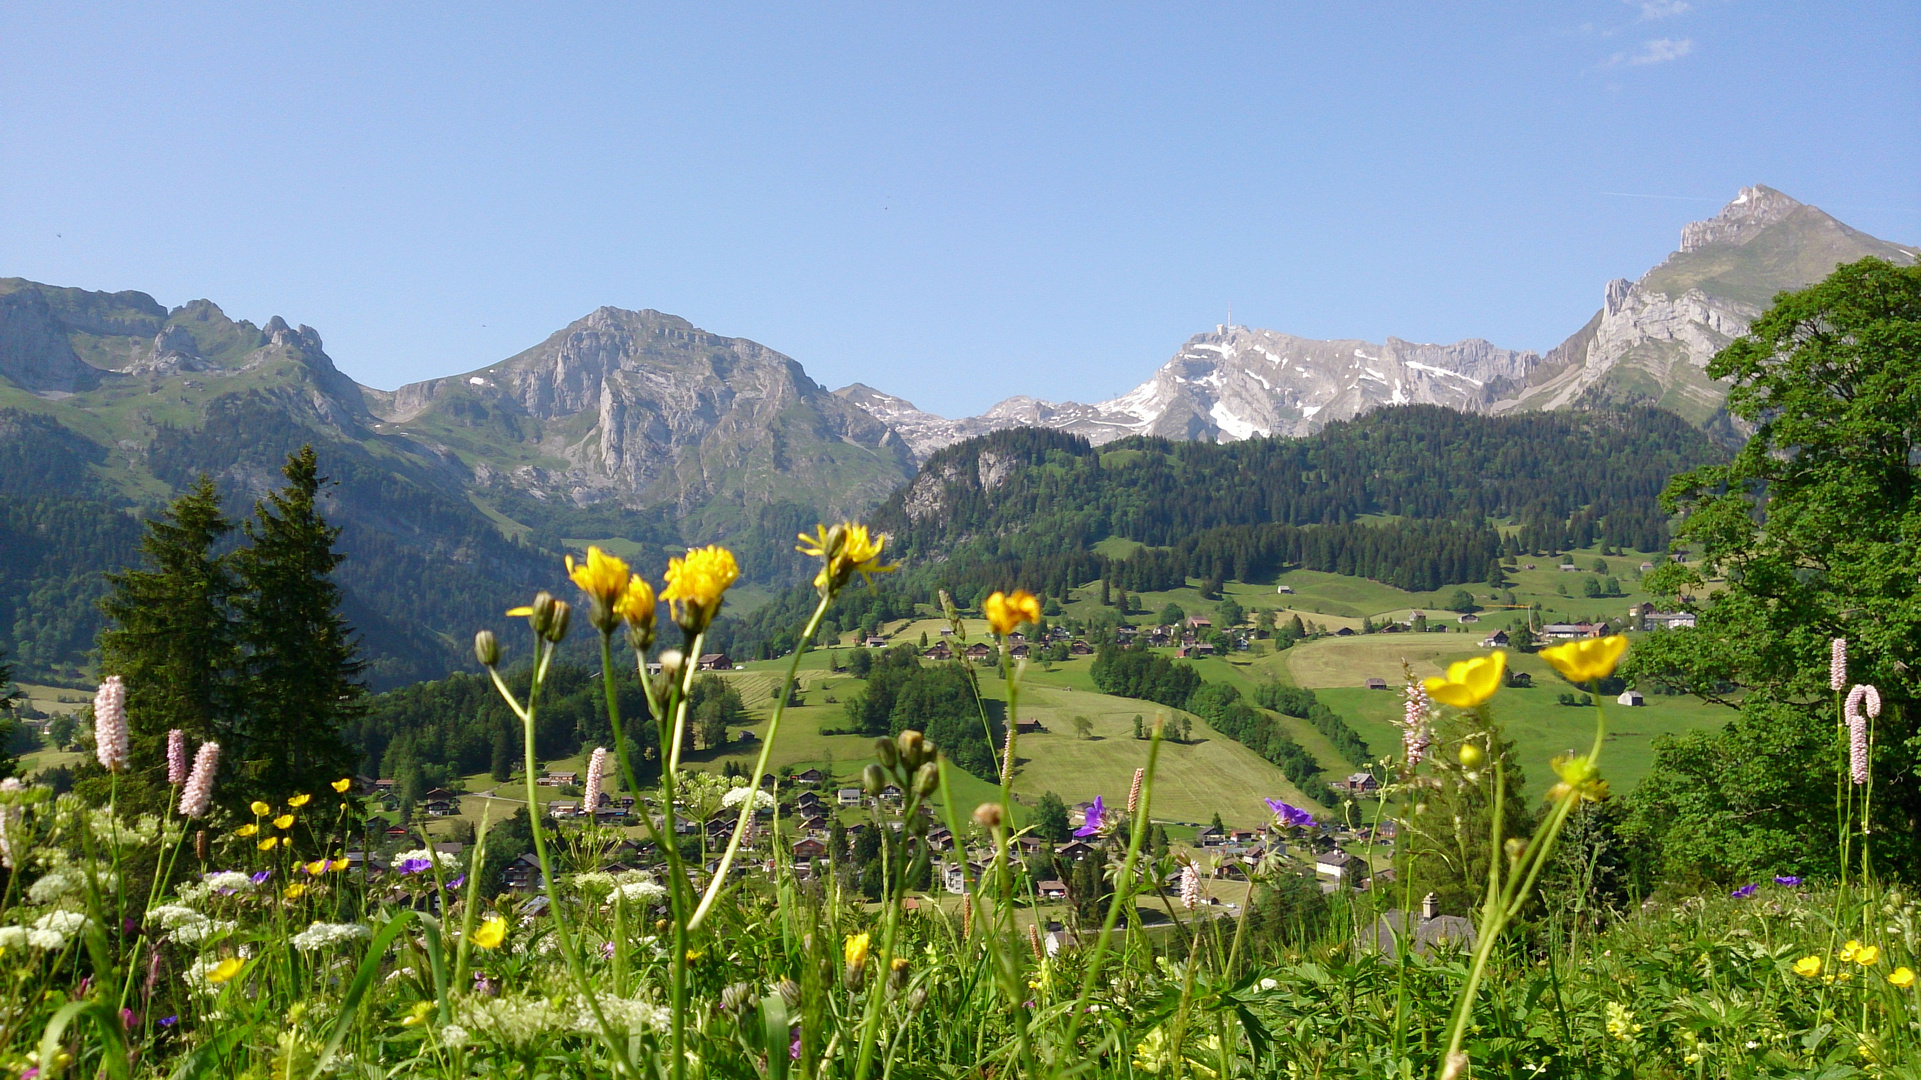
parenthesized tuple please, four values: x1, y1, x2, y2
(304, 859, 328, 876)
(844, 931, 871, 968)
(329, 856, 351, 872)
(612, 575, 657, 632)
(234, 823, 259, 837)
(568, 546, 634, 633)
(258, 836, 279, 851)
(1890, 966, 1915, 988)
(472, 916, 506, 950)
(798, 522, 897, 594)
(1841, 940, 1863, 963)
(273, 814, 295, 830)
(1793, 955, 1823, 978)
(207, 958, 245, 984)
(401, 1001, 433, 1027)
(250, 801, 271, 817)
(1423, 652, 1507, 708)
(1548, 753, 1610, 803)
(331, 777, 352, 793)
(662, 545, 739, 630)
(1540, 634, 1629, 684)
(890, 956, 909, 972)
(283, 883, 307, 899)
(983, 590, 1042, 637)
(1854, 944, 1881, 966)
(287, 793, 311, 808)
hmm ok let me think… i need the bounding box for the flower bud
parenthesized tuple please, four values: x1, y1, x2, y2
(913, 762, 939, 798)
(544, 600, 572, 642)
(874, 737, 899, 770)
(528, 592, 557, 636)
(474, 630, 500, 667)
(972, 802, 1003, 830)
(897, 730, 926, 768)
(1504, 837, 1527, 862)
(862, 764, 886, 796)
(1457, 743, 1485, 770)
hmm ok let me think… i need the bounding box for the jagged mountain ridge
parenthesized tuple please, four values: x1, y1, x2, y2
(834, 186, 1917, 457)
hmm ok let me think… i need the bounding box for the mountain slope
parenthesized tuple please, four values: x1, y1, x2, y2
(837, 186, 1915, 456)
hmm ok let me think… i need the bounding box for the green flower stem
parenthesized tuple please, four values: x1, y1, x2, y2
(1439, 698, 1607, 1076)
(1055, 719, 1164, 1069)
(451, 802, 491, 1000)
(689, 590, 833, 932)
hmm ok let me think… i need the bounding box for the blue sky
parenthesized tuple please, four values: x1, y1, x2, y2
(4, 2, 1916, 415)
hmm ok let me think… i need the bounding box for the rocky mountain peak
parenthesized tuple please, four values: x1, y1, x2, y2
(1679, 185, 1804, 252)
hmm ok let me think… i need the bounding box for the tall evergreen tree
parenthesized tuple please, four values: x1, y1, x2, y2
(0, 648, 22, 780)
(97, 475, 239, 787)
(232, 447, 364, 800)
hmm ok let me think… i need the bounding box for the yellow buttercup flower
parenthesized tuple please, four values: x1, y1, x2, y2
(273, 814, 295, 830)
(329, 856, 351, 872)
(250, 801, 271, 817)
(287, 793, 311, 808)
(1548, 753, 1610, 803)
(1890, 966, 1915, 988)
(1794, 955, 1823, 978)
(662, 545, 739, 631)
(1423, 652, 1507, 708)
(258, 836, 279, 851)
(331, 777, 352, 793)
(472, 916, 506, 950)
(1540, 634, 1629, 684)
(234, 823, 259, 837)
(305, 859, 328, 876)
(207, 958, 245, 984)
(283, 883, 307, 899)
(983, 590, 1042, 637)
(1854, 944, 1881, 966)
(1841, 940, 1863, 963)
(844, 931, 871, 968)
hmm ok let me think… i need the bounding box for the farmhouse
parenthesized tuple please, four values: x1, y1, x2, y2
(1640, 610, 1697, 631)
(1364, 678, 1388, 690)
(696, 653, 733, 671)
(1617, 689, 1645, 706)
(1315, 849, 1362, 885)
(1479, 629, 1510, 648)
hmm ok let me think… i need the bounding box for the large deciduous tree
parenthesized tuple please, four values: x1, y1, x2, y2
(1624, 258, 1921, 884)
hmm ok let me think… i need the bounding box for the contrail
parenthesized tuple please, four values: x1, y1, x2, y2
(1598, 191, 1724, 202)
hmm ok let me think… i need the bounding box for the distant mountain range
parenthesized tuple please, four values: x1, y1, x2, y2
(830, 186, 1916, 457)
(0, 184, 1909, 684)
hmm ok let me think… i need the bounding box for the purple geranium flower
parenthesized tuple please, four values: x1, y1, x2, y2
(1264, 798, 1315, 829)
(158, 1016, 178, 1028)
(397, 858, 433, 875)
(445, 874, 466, 890)
(1774, 875, 1802, 887)
(1730, 883, 1758, 900)
(1073, 796, 1106, 838)
(250, 870, 271, 885)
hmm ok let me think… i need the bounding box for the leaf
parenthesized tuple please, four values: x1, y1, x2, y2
(36, 999, 130, 1080)
(309, 909, 418, 1080)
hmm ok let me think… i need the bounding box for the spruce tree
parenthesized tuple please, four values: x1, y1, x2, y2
(0, 648, 21, 780)
(232, 447, 363, 801)
(97, 475, 240, 787)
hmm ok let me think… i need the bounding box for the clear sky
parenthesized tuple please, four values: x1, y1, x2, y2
(4, 2, 1916, 415)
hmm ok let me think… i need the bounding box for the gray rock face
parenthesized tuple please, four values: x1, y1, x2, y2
(383, 308, 916, 517)
(0, 287, 105, 393)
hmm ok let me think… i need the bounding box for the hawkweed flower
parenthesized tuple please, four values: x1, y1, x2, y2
(613, 575, 657, 651)
(1831, 638, 1847, 692)
(798, 522, 896, 596)
(167, 730, 189, 785)
(1845, 684, 1880, 785)
(583, 747, 609, 811)
(1073, 796, 1106, 838)
(662, 545, 739, 634)
(94, 675, 128, 773)
(1423, 652, 1506, 708)
(1540, 635, 1628, 684)
(983, 590, 1041, 637)
(844, 931, 870, 968)
(1179, 864, 1201, 910)
(567, 546, 634, 633)
(506, 592, 568, 642)
(1265, 798, 1316, 830)
(1127, 768, 1145, 816)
